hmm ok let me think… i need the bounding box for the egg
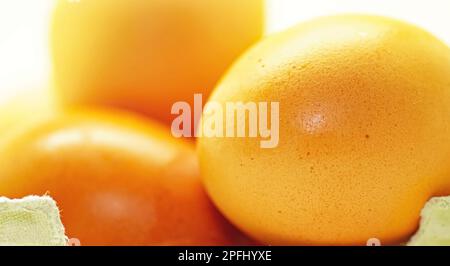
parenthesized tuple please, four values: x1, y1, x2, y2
(51, 0, 264, 124)
(197, 15, 450, 245)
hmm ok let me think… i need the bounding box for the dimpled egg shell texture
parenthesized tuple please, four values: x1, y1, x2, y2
(197, 14, 450, 245)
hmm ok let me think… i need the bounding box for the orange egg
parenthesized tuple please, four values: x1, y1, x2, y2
(0, 109, 248, 245)
(197, 15, 450, 245)
(51, 0, 264, 124)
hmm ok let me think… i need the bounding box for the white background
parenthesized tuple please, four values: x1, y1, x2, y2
(1, 0, 450, 103)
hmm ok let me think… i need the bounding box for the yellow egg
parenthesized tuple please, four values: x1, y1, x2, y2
(51, 0, 264, 124)
(197, 15, 450, 245)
